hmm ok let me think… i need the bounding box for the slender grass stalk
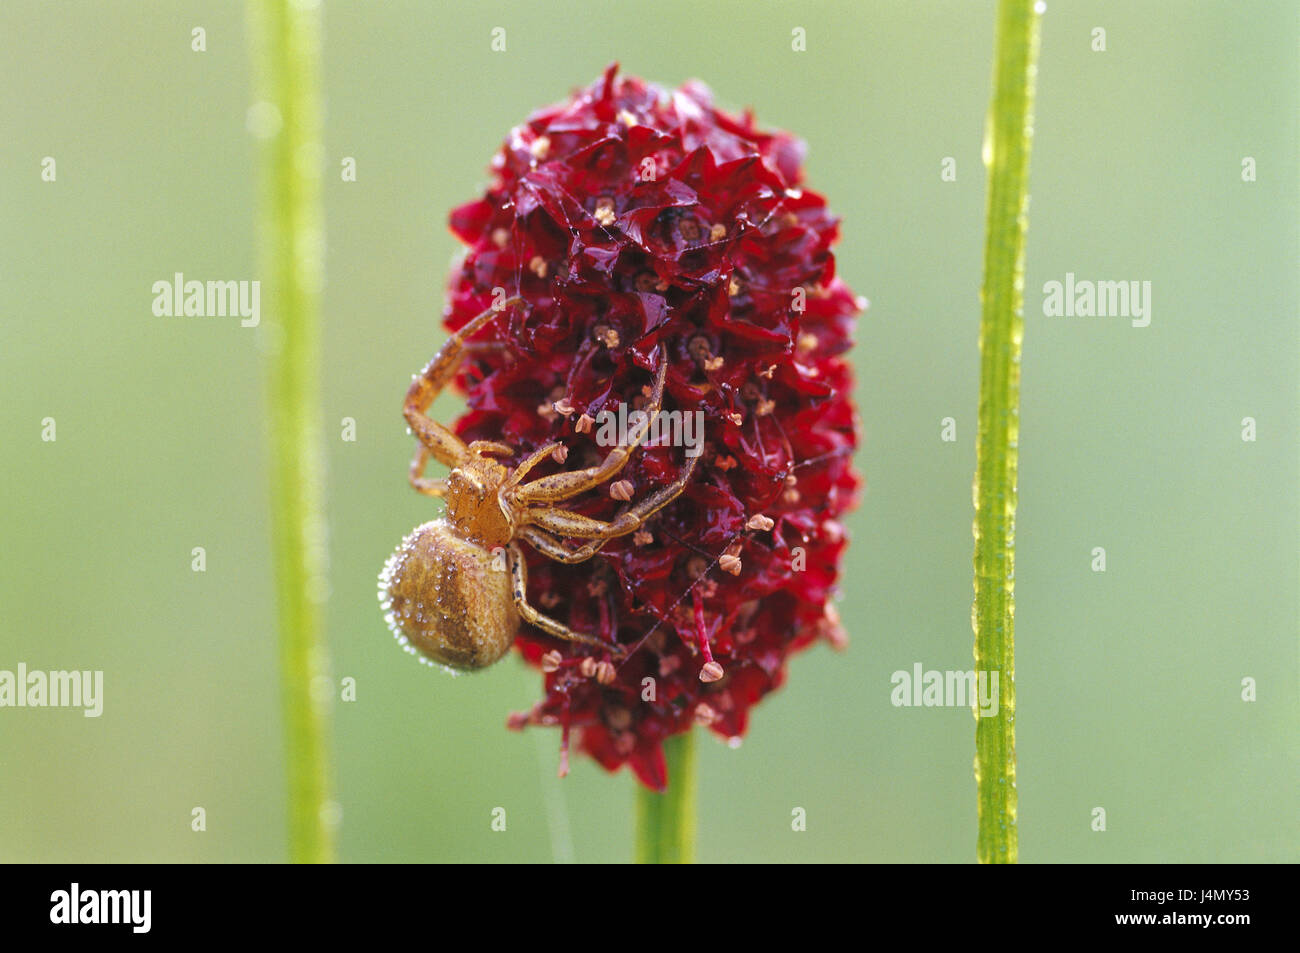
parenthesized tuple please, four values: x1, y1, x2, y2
(635, 731, 696, 863)
(248, 0, 336, 863)
(972, 0, 1041, 865)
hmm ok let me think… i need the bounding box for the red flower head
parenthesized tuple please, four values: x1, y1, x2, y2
(414, 64, 861, 790)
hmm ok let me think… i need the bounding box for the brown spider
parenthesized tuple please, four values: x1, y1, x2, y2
(379, 296, 700, 673)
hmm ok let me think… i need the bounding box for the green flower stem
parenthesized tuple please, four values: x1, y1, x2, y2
(248, 0, 336, 864)
(635, 731, 697, 863)
(973, 0, 1041, 865)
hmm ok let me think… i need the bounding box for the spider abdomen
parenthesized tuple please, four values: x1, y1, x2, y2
(379, 519, 518, 672)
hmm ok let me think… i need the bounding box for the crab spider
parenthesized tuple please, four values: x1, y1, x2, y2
(380, 297, 699, 672)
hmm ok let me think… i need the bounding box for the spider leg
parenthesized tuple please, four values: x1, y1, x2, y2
(507, 542, 619, 652)
(522, 451, 700, 543)
(403, 297, 520, 468)
(408, 446, 449, 496)
(519, 525, 609, 564)
(511, 360, 668, 506)
(467, 440, 515, 458)
(503, 442, 566, 491)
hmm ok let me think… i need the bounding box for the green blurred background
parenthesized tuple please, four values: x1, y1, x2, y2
(1, 1, 1295, 863)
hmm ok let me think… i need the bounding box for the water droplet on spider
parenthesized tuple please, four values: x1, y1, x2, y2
(727, 736, 743, 749)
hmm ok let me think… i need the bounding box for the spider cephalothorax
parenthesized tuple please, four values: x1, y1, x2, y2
(380, 297, 701, 674)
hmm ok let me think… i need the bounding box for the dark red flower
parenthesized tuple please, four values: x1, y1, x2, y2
(442, 64, 862, 790)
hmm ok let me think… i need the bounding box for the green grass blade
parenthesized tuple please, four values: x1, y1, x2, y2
(247, 0, 336, 864)
(973, 0, 1042, 865)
